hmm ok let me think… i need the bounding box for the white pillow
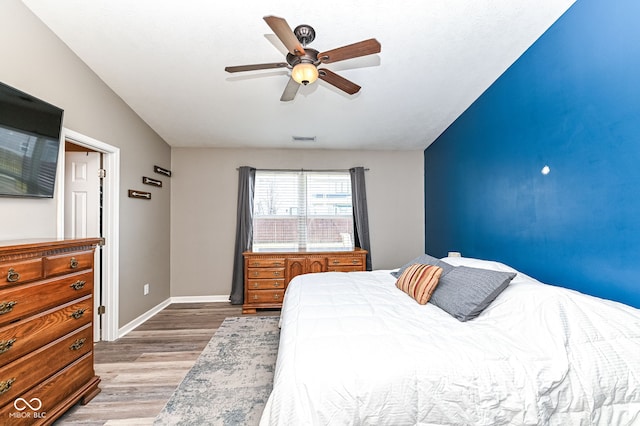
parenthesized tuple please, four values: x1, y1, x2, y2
(440, 256, 519, 274)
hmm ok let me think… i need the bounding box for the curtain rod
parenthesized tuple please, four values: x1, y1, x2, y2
(237, 167, 369, 172)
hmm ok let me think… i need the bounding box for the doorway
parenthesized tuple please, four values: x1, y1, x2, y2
(58, 128, 120, 341)
(64, 142, 102, 341)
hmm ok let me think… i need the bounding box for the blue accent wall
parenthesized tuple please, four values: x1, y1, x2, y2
(424, 0, 640, 308)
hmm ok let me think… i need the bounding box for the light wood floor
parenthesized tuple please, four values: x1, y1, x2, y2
(56, 302, 280, 425)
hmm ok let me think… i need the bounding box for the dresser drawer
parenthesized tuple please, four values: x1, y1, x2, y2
(0, 352, 96, 424)
(247, 268, 285, 279)
(0, 296, 92, 367)
(0, 271, 93, 326)
(0, 324, 92, 407)
(327, 266, 364, 272)
(0, 258, 43, 287)
(327, 256, 364, 267)
(247, 279, 285, 290)
(44, 250, 94, 277)
(246, 289, 284, 304)
(246, 258, 286, 268)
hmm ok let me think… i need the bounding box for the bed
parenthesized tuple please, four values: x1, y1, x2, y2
(260, 256, 640, 425)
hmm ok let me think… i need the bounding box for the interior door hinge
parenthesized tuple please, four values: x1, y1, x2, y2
(98, 305, 106, 315)
(98, 168, 106, 178)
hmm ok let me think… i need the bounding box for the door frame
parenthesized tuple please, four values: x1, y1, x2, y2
(57, 128, 120, 341)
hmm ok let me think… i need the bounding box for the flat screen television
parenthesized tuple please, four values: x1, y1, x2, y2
(0, 81, 64, 198)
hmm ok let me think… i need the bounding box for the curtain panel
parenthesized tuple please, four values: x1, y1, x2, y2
(350, 167, 372, 270)
(229, 166, 256, 304)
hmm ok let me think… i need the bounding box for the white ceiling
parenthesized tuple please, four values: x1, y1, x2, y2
(21, 0, 575, 151)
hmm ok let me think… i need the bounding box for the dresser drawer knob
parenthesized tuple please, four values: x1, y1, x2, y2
(0, 339, 16, 355)
(6, 268, 20, 283)
(252, 272, 259, 277)
(0, 378, 15, 395)
(70, 280, 86, 290)
(69, 338, 86, 351)
(253, 283, 259, 288)
(70, 309, 87, 320)
(273, 293, 281, 300)
(252, 262, 260, 267)
(273, 262, 282, 266)
(273, 271, 281, 276)
(253, 294, 259, 300)
(333, 260, 339, 264)
(352, 259, 358, 264)
(70, 257, 79, 269)
(0, 301, 17, 315)
(273, 282, 279, 287)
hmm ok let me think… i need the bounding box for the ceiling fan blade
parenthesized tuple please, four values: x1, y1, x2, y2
(225, 62, 288, 73)
(263, 15, 306, 56)
(318, 69, 361, 95)
(318, 38, 381, 64)
(280, 77, 300, 102)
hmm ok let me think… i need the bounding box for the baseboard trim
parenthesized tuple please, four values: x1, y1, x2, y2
(170, 295, 231, 303)
(118, 298, 172, 338)
(116, 295, 231, 339)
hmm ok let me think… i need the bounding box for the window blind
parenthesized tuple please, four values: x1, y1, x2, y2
(252, 170, 354, 252)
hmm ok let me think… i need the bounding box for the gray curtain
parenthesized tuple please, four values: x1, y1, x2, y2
(230, 166, 256, 304)
(350, 167, 372, 270)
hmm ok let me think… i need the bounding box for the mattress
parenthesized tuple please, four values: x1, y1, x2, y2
(260, 258, 640, 425)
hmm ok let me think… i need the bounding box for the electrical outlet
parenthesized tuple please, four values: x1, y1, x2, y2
(143, 283, 150, 295)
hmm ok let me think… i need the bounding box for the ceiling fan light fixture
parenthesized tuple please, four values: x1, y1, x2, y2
(291, 63, 318, 85)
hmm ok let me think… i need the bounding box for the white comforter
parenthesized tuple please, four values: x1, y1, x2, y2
(260, 259, 640, 425)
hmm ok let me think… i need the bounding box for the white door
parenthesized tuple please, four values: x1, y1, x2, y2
(64, 150, 101, 341)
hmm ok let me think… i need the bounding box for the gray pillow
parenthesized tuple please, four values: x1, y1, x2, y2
(429, 266, 516, 321)
(391, 254, 454, 278)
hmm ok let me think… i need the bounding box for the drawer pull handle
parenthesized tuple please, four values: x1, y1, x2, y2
(70, 257, 79, 269)
(253, 272, 259, 277)
(70, 280, 86, 290)
(6, 268, 20, 283)
(273, 282, 279, 287)
(70, 309, 87, 320)
(273, 271, 281, 276)
(273, 293, 280, 300)
(0, 301, 16, 315)
(0, 339, 16, 355)
(333, 260, 340, 264)
(252, 262, 260, 267)
(253, 283, 259, 288)
(352, 259, 358, 264)
(0, 378, 15, 395)
(70, 338, 86, 351)
(273, 262, 282, 266)
(253, 294, 258, 300)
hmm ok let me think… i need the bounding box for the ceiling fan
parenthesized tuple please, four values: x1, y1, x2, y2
(224, 15, 381, 102)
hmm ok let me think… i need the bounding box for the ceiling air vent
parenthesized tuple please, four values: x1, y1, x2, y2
(292, 136, 316, 142)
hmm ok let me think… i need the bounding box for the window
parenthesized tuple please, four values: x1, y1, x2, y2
(252, 170, 354, 252)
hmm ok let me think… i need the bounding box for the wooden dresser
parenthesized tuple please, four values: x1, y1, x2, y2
(0, 238, 102, 425)
(243, 248, 367, 314)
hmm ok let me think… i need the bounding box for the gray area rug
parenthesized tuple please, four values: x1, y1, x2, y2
(154, 316, 280, 426)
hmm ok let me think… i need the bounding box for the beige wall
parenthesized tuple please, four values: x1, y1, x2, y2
(0, 0, 171, 327)
(171, 148, 424, 298)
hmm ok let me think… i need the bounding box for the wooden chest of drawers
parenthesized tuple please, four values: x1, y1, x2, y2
(0, 238, 102, 425)
(243, 248, 367, 314)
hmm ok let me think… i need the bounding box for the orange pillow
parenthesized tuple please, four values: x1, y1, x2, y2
(395, 263, 443, 304)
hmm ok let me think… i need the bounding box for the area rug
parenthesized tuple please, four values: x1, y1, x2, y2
(154, 316, 280, 426)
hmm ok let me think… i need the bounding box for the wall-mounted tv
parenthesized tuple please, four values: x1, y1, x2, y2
(0, 81, 64, 198)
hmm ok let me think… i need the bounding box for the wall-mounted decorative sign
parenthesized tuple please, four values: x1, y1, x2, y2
(142, 176, 162, 187)
(154, 165, 172, 177)
(128, 189, 151, 200)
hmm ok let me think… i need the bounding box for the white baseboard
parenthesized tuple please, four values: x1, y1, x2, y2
(116, 295, 231, 339)
(170, 295, 231, 303)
